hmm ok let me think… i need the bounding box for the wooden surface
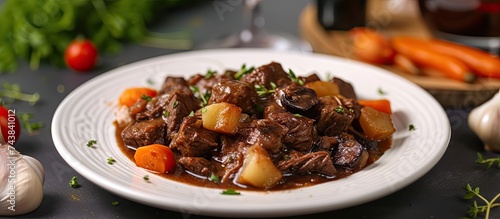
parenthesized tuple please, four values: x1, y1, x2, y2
(300, 2, 500, 107)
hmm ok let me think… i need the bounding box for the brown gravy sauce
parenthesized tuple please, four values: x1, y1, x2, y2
(114, 121, 392, 191)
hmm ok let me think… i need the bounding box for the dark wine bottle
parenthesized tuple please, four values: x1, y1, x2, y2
(316, 0, 367, 30)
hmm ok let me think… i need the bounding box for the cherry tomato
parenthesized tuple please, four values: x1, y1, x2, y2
(64, 39, 98, 72)
(0, 106, 21, 146)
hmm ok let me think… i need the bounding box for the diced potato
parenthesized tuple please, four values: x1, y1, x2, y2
(237, 144, 282, 189)
(359, 106, 396, 140)
(304, 81, 340, 97)
(202, 102, 242, 134)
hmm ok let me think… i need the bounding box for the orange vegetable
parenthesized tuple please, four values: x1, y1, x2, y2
(349, 27, 396, 65)
(391, 37, 475, 83)
(134, 144, 176, 173)
(359, 106, 396, 141)
(358, 99, 392, 114)
(393, 53, 420, 75)
(118, 87, 157, 107)
(427, 39, 500, 79)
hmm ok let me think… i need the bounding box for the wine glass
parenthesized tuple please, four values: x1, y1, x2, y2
(198, 0, 312, 52)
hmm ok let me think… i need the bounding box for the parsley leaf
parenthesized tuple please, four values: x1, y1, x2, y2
(107, 157, 116, 165)
(86, 140, 97, 148)
(409, 124, 416, 131)
(69, 176, 81, 188)
(221, 188, 241, 195)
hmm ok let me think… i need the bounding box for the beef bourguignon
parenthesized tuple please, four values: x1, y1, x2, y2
(114, 62, 396, 191)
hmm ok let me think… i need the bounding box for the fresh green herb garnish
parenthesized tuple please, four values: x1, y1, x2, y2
(0, 83, 40, 105)
(19, 113, 43, 134)
(107, 157, 116, 165)
(143, 175, 150, 181)
(378, 88, 386, 95)
(86, 140, 97, 148)
(233, 64, 255, 80)
(164, 110, 170, 117)
(146, 78, 155, 86)
(0, 0, 195, 73)
(283, 155, 291, 160)
(189, 86, 210, 107)
(111, 201, 120, 206)
(201, 108, 207, 114)
(221, 188, 241, 195)
(173, 100, 179, 108)
(462, 183, 500, 219)
(288, 69, 304, 85)
(69, 176, 81, 188)
(188, 111, 195, 117)
(294, 114, 302, 117)
(141, 94, 152, 102)
(325, 72, 333, 81)
(476, 153, 500, 169)
(334, 106, 345, 113)
(205, 69, 217, 79)
(210, 173, 220, 183)
(255, 82, 277, 97)
(409, 124, 416, 131)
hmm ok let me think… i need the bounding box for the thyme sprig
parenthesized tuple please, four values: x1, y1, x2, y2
(189, 85, 211, 107)
(288, 69, 304, 85)
(476, 152, 500, 169)
(233, 64, 255, 80)
(255, 82, 277, 97)
(462, 184, 500, 219)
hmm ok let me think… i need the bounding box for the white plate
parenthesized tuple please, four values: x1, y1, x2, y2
(52, 49, 450, 217)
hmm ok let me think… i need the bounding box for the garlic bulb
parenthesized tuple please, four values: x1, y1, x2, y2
(468, 90, 500, 152)
(0, 143, 45, 216)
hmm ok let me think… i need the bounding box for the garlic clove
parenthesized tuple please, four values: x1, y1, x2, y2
(468, 90, 500, 152)
(0, 144, 45, 216)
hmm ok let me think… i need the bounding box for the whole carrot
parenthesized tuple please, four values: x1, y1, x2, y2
(391, 37, 475, 83)
(427, 39, 500, 79)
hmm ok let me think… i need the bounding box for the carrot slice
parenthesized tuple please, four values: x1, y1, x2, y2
(118, 87, 157, 107)
(134, 144, 176, 173)
(357, 99, 392, 114)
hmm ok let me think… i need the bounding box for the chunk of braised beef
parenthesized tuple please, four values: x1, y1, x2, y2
(216, 136, 247, 182)
(136, 93, 170, 120)
(299, 73, 321, 84)
(238, 119, 288, 154)
(241, 62, 292, 88)
(187, 71, 233, 95)
(121, 118, 166, 149)
(178, 157, 216, 177)
(314, 136, 339, 152)
(264, 105, 316, 152)
(164, 92, 201, 142)
(129, 99, 148, 119)
(170, 116, 219, 157)
(314, 96, 355, 136)
(332, 77, 357, 100)
(208, 78, 259, 114)
(332, 133, 368, 170)
(278, 150, 336, 176)
(275, 83, 318, 114)
(159, 77, 192, 95)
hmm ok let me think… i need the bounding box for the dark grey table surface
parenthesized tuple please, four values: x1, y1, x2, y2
(3, 0, 500, 218)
